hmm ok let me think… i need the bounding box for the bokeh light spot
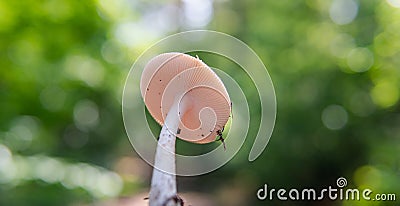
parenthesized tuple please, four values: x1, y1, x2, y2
(43, 0, 72, 22)
(0, 144, 15, 183)
(0, 144, 12, 169)
(114, 22, 160, 48)
(64, 55, 105, 87)
(349, 91, 375, 117)
(371, 81, 399, 108)
(40, 86, 66, 111)
(63, 125, 89, 148)
(0, 1, 16, 31)
(354, 165, 382, 189)
(321, 105, 348, 130)
(330, 33, 356, 58)
(329, 0, 358, 25)
(73, 100, 100, 130)
(35, 157, 65, 183)
(8, 38, 42, 66)
(182, 0, 213, 28)
(5, 116, 39, 151)
(386, 0, 400, 8)
(346, 47, 374, 72)
(101, 40, 124, 64)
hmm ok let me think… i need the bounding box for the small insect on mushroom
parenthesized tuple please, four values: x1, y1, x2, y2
(216, 126, 226, 151)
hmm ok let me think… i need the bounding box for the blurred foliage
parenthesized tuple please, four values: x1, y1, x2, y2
(0, 0, 399, 205)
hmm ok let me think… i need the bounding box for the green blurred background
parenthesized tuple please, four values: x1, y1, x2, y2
(0, 0, 399, 205)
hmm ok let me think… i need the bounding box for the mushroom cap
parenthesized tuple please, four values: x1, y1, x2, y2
(140, 52, 231, 144)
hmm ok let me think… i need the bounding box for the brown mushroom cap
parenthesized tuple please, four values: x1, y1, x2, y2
(140, 52, 231, 143)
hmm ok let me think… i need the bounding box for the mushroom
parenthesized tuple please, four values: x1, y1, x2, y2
(140, 52, 231, 206)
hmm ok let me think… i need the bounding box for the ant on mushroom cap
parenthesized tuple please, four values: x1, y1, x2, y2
(216, 126, 226, 151)
(216, 102, 232, 151)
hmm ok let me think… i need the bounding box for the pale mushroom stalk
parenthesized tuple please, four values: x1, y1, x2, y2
(149, 98, 187, 206)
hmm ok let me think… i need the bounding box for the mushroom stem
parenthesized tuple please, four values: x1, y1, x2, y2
(149, 99, 186, 206)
